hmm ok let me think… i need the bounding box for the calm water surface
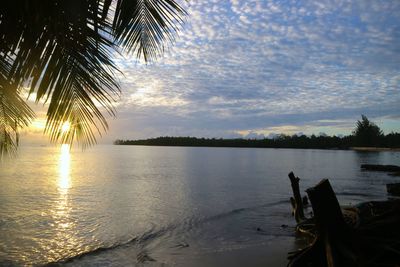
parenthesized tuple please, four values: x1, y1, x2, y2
(0, 145, 399, 266)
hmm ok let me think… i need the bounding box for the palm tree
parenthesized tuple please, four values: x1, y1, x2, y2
(0, 0, 186, 156)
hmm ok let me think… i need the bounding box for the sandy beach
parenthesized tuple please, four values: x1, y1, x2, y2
(174, 236, 301, 267)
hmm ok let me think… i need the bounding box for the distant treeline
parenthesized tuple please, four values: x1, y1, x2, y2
(115, 116, 400, 149)
(114, 133, 400, 149)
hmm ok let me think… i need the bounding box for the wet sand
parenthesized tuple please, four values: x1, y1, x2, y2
(174, 236, 298, 267)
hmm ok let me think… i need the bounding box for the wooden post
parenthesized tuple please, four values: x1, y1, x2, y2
(288, 172, 305, 222)
(306, 179, 347, 234)
(305, 179, 353, 267)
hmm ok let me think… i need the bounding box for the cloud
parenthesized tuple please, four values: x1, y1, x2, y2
(23, 0, 400, 144)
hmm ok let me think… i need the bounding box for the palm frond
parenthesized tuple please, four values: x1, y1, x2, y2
(44, 42, 120, 148)
(112, 0, 186, 61)
(0, 0, 186, 155)
(0, 88, 35, 159)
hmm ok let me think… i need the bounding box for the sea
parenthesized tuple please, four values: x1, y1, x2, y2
(0, 145, 399, 266)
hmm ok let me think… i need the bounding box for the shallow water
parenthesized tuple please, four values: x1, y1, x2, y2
(0, 145, 399, 266)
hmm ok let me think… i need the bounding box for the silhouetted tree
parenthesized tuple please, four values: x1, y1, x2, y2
(115, 116, 399, 149)
(353, 115, 383, 147)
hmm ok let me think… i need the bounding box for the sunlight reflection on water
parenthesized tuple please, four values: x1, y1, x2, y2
(46, 144, 80, 262)
(0, 146, 398, 266)
(58, 144, 71, 191)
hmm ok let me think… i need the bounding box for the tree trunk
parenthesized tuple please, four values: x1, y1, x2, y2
(288, 172, 305, 222)
(306, 179, 347, 234)
(289, 179, 356, 267)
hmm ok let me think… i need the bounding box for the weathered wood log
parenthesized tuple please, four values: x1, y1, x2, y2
(361, 164, 400, 172)
(386, 183, 400, 196)
(355, 200, 400, 266)
(288, 178, 400, 267)
(289, 179, 357, 267)
(306, 179, 347, 234)
(288, 172, 306, 223)
(306, 179, 354, 267)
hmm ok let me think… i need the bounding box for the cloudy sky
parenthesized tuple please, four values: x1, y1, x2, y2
(25, 0, 400, 143)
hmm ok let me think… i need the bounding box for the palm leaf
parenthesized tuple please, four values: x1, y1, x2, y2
(0, 0, 186, 155)
(112, 0, 186, 61)
(0, 88, 35, 159)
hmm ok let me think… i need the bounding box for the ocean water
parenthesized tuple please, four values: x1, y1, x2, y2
(0, 145, 399, 266)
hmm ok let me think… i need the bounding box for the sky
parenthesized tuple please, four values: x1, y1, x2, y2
(24, 0, 400, 144)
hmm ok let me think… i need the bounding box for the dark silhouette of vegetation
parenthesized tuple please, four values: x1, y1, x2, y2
(353, 115, 383, 147)
(0, 0, 186, 156)
(114, 133, 400, 149)
(115, 116, 400, 149)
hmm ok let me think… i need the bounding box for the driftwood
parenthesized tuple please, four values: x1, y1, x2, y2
(288, 179, 355, 267)
(386, 183, 400, 196)
(361, 164, 400, 172)
(287, 172, 400, 267)
(288, 172, 306, 223)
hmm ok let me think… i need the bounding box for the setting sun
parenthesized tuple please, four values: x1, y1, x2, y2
(61, 122, 71, 133)
(1, 1, 400, 266)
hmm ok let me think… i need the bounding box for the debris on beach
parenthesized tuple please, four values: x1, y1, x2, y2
(386, 183, 400, 196)
(287, 172, 400, 267)
(137, 251, 156, 263)
(361, 164, 400, 172)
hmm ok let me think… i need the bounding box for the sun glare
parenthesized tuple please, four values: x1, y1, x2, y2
(31, 119, 46, 130)
(61, 122, 71, 133)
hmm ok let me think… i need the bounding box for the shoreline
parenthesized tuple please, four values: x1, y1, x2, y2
(115, 144, 400, 152)
(173, 236, 298, 267)
(350, 147, 400, 152)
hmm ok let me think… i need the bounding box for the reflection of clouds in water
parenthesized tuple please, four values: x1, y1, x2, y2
(1, 146, 399, 265)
